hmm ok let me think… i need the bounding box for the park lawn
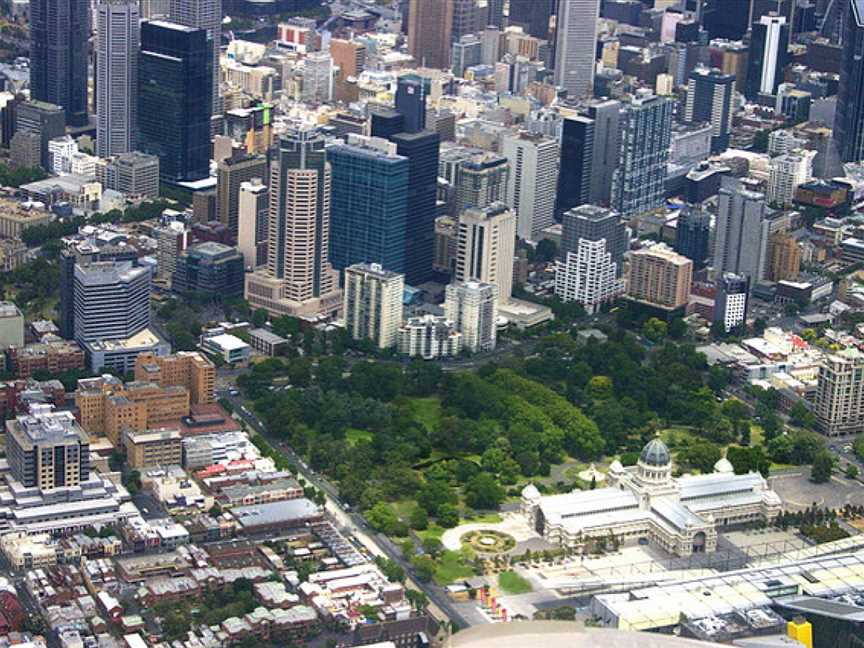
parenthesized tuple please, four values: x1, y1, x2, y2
(345, 428, 373, 446)
(462, 512, 503, 525)
(407, 396, 442, 432)
(769, 462, 797, 473)
(749, 423, 765, 446)
(498, 571, 533, 595)
(434, 550, 474, 585)
(417, 523, 447, 542)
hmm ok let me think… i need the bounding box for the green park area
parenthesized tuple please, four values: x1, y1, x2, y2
(235, 325, 839, 585)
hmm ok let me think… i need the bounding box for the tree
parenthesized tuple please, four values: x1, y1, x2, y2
(752, 318, 767, 335)
(437, 503, 459, 528)
(409, 505, 428, 531)
(855, 435, 864, 462)
(811, 450, 835, 484)
(668, 318, 687, 339)
(374, 556, 406, 583)
(642, 318, 668, 343)
(846, 464, 859, 480)
(789, 401, 817, 429)
(534, 238, 558, 263)
(406, 589, 428, 611)
(678, 440, 722, 474)
(422, 537, 443, 558)
(252, 308, 269, 327)
(586, 376, 614, 401)
(412, 555, 436, 582)
(367, 502, 401, 535)
(726, 445, 770, 477)
(464, 473, 505, 510)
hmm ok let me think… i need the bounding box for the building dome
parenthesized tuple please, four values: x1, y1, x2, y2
(639, 438, 671, 467)
(713, 456, 734, 474)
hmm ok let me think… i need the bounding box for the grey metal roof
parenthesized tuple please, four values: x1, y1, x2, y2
(640, 438, 671, 466)
(232, 499, 320, 528)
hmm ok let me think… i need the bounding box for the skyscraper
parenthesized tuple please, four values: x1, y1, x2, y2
(138, 20, 212, 182)
(508, 0, 556, 39)
(834, 0, 864, 163)
(766, 230, 801, 282)
(453, 152, 509, 212)
(502, 130, 560, 241)
(395, 75, 428, 134)
(244, 128, 342, 318)
(29, 0, 89, 126)
(328, 134, 409, 274)
(587, 99, 621, 206)
(675, 207, 711, 268)
(554, 0, 600, 98)
(13, 101, 65, 170)
(7, 407, 90, 490)
(714, 272, 749, 332)
(745, 14, 790, 99)
(713, 182, 783, 284)
(407, 0, 453, 70)
(445, 281, 498, 353)
(216, 154, 267, 237)
(59, 245, 139, 340)
(392, 130, 440, 284)
(611, 92, 673, 218)
(767, 149, 815, 206)
(684, 67, 734, 153)
(343, 263, 405, 350)
(451, 0, 483, 42)
(626, 243, 693, 312)
(237, 178, 268, 270)
(96, 0, 140, 158)
(815, 347, 864, 437)
(370, 78, 440, 285)
(556, 114, 594, 215)
(169, 0, 221, 117)
(555, 205, 627, 312)
(455, 203, 516, 305)
(700, 0, 750, 40)
(73, 261, 151, 343)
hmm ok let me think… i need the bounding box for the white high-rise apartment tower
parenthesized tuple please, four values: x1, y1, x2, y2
(554, 0, 600, 98)
(767, 149, 815, 207)
(169, 0, 221, 115)
(445, 281, 498, 354)
(343, 263, 405, 350)
(456, 203, 516, 305)
(96, 0, 139, 157)
(502, 131, 559, 241)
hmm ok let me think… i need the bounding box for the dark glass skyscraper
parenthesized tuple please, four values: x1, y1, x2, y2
(29, 0, 89, 126)
(370, 73, 440, 285)
(674, 208, 711, 269)
(745, 14, 790, 99)
(395, 75, 429, 134)
(392, 130, 440, 285)
(509, 0, 556, 39)
(556, 115, 594, 215)
(700, 0, 750, 40)
(835, 0, 864, 163)
(138, 20, 212, 183)
(328, 137, 410, 274)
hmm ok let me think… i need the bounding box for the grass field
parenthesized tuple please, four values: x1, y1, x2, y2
(498, 570, 533, 595)
(345, 428, 373, 446)
(434, 550, 475, 585)
(406, 396, 442, 432)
